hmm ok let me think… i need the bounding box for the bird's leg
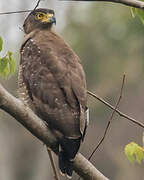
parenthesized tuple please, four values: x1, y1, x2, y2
(46, 146, 61, 180)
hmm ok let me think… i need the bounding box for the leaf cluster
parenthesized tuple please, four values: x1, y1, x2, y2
(125, 134, 144, 164)
(0, 37, 16, 78)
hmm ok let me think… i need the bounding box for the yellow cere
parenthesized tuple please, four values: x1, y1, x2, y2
(36, 12, 53, 22)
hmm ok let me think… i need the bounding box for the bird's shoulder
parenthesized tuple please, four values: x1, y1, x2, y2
(33, 30, 81, 65)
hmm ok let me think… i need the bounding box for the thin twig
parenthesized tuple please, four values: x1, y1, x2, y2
(34, 0, 41, 11)
(0, 0, 144, 16)
(88, 74, 125, 161)
(0, 10, 32, 15)
(77, 75, 126, 180)
(0, 0, 41, 15)
(87, 91, 144, 128)
(47, 147, 61, 180)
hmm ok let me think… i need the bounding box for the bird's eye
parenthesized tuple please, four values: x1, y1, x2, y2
(36, 13, 44, 20)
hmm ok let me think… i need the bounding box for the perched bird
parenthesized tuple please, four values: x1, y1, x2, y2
(18, 8, 88, 178)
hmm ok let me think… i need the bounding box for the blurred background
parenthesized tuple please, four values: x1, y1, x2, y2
(0, 0, 144, 179)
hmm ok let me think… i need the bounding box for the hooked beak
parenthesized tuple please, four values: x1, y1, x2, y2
(50, 16, 56, 25)
(41, 14, 56, 25)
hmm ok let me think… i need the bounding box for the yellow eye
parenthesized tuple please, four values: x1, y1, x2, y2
(36, 13, 45, 20)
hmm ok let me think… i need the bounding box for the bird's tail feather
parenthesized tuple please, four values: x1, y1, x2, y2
(58, 137, 81, 178)
(59, 150, 73, 178)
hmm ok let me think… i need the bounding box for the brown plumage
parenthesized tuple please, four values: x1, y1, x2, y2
(18, 8, 88, 178)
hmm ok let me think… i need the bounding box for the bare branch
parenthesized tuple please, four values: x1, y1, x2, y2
(0, 0, 144, 16)
(0, 83, 108, 180)
(0, 10, 32, 15)
(99, 0, 144, 9)
(87, 91, 144, 129)
(34, 0, 41, 10)
(0, 0, 41, 15)
(88, 75, 125, 161)
(60, 0, 144, 9)
(74, 153, 109, 180)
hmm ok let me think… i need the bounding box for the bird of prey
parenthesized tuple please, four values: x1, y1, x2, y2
(18, 8, 88, 178)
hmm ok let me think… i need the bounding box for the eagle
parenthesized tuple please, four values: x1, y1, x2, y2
(18, 8, 88, 178)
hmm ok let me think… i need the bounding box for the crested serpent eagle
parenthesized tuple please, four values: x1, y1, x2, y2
(18, 8, 89, 178)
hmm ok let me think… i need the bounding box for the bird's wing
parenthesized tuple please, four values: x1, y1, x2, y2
(20, 35, 88, 139)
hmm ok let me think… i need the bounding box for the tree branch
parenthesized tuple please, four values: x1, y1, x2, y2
(74, 153, 109, 180)
(60, 0, 144, 9)
(0, 10, 32, 15)
(0, 0, 144, 16)
(88, 74, 125, 161)
(98, 0, 144, 9)
(34, 0, 41, 10)
(0, 0, 41, 15)
(87, 90, 144, 128)
(0, 83, 109, 180)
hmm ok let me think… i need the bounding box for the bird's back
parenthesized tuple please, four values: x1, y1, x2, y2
(19, 29, 88, 177)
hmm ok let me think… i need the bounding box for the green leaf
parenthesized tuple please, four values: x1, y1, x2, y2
(125, 141, 144, 164)
(0, 57, 9, 77)
(125, 142, 137, 162)
(136, 9, 144, 24)
(135, 146, 144, 164)
(0, 57, 8, 73)
(0, 38, 16, 78)
(0, 37, 3, 52)
(130, 7, 144, 24)
(8, 51, 16, 75)
(130, 7, 136, 18)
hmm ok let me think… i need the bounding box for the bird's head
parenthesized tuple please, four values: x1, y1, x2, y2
(23, 8, 56, 34)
